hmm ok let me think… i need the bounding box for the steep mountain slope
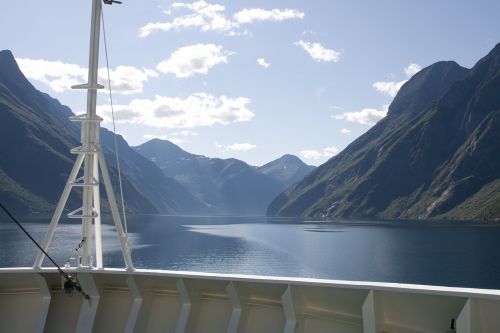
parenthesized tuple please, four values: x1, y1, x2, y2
(269, 43, 500, 220)
(99, 131, 207, 214)
(134, 140, 314, 215)
(0, 50, 206, 215)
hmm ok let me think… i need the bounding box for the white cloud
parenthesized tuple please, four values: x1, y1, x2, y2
(333, 106, 388, 126)
(139, 1, 304, 37)
(295, 40, 340, 62)
(157, 44, 232, 78)
(300, 150, 323, 160)
(16, 58, 157, 94)
(405, 63, 422, 78)
(172, 1, 224, 12)
(223, 143, 256, 152)
(323, 146, 340, 157)
(97, 93, 255, 129)
(139, 1, 235, 37)
(139, 22, 174, 37)
(98, 66, 158, 95)
(372, 80, 405, 97)
(373, 63, 422, 97)
(16, 58, 87, 93)
(300, 146, 339, 160)
(233, 8, 304, 24)
(172, 130, 198, 137)
(301, 30, 316, 36)
(215, 141, 257, 153)
(257, 58, 270, 68)
(340, 128, 351, 134)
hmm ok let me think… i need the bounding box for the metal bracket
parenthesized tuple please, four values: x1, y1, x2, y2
(67, 207, 99, 219)
(70, 145, 100, 155)
(103, 0, 122, 5)
(71, 83, 105, 90)
(69, 114, 103, 123)
(70, 176, 99, 187)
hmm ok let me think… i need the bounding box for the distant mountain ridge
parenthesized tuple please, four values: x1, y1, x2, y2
(268, 43, 500, 220)
(0, 49, 207, 216)
(134, 139, 314, 215)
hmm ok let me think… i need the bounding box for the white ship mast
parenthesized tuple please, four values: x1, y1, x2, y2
(33, 0, 132, 270)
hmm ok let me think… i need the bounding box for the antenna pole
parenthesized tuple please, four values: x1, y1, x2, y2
(80, 0, 102, 268)
(34, 0, 133, 270)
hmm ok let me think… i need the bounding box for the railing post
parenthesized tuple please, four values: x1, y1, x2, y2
(226, 281, 243, 333)
(282, 284, 298, 333)
(362, 290, 379, 333)
(175, 278, 192, 333)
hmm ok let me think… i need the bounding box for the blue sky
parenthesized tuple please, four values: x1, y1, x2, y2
(2, 0, 499, 165)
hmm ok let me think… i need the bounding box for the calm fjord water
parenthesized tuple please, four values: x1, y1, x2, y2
(1, 215, 500, 289)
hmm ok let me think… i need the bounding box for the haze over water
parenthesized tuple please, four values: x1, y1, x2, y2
(1, 215, 500, 289)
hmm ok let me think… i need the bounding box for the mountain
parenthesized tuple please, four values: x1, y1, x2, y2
(134, 139, 314, 215)
(99, 131, 207, 214)
(258, 154, 316, 184)
(0, 50, 207, 216)
(268, 43, 500, 220)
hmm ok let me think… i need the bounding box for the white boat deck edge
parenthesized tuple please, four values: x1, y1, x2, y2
(1, 267, 499, 333)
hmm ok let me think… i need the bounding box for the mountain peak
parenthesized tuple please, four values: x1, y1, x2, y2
(134, 138, 192, 162)
(260, 154, 308, 169)
(142, 138, 184, 150)
(485, 41, 500, 58)
(0, 50, 15, 62)
(0, 49, 36, 91)
(387, 60, 468, 119)
(468, 41, 500, 78)
(276, 154, 305, 164)
(259, 154, 315, 184)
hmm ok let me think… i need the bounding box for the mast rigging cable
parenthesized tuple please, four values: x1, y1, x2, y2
(101, 8, 129, 234)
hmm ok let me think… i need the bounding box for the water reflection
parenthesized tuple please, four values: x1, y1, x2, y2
(1, 215, 500, 289)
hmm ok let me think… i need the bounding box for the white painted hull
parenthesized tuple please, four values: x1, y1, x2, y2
(0, 268, 499, 333)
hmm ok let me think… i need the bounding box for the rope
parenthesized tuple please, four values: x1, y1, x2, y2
(0, 201, 90, 300)
(66, 238, 86, 267)
(101, 8, 129, 234)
